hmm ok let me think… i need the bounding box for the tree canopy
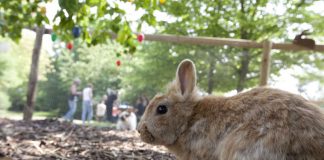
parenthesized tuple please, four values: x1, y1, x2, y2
(0, 0, 162, 51)
(155, 0, 324, 92)
(1, 0, 165, 120)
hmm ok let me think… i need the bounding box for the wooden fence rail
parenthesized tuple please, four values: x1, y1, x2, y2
(144, 34, 324, 52)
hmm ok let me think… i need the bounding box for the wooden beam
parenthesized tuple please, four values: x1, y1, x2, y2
(144, 34, 324, 52)
(144, 34, 262, 48)
(259, 40, 272, 86)
(272, 43, 324, 52)
(37, 30, 324, 52)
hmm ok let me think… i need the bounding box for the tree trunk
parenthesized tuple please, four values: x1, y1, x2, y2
(236, 48, 250, 92)
(207, 57, 216, 94)
(235, 0, 251, 93)
(23, 27, 44, 121)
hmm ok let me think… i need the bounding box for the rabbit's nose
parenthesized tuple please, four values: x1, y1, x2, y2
(137, 123, 142, 133)
(137, 126, 143, 134)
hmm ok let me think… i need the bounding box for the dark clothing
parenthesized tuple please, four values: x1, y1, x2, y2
(68, 94, 77, 101)
(136, 103, 145, 118)
(105, 93, 117, 122)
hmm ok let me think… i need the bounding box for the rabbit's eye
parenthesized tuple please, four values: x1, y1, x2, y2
(157, 105, 167, 114)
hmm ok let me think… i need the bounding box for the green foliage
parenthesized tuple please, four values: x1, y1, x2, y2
(119, 0, 324, 96)
(0, 0, 50, 41)
(0, 60, 6, 78)
(156, 0, 323, 92)
(0, 91, 10, 110)
(292, 54, 324, 86)
(121, 43, 181, 102)
(121, 43, 240, 101)
(36, 70, 67, 112)
(35, 41, 130, 117)
(0, 0, 163, 52)
(1, 0, 324, 116)
(0, 32, 49, 111)
(7, 83, 27, 111)
(57, 42, 125, 94)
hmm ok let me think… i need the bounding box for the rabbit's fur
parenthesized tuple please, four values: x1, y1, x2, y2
(137, 59, 324, 160)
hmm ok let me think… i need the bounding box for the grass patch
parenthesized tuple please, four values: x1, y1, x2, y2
(0, 109, 22, 119)
(0, 109, 117, 128)
(90, 121, 116, 128)
(0, 109, 57, 120)
(34, 110, 58, 118)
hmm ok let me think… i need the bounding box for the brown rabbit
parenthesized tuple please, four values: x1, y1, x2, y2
(137, 59, 324, 160)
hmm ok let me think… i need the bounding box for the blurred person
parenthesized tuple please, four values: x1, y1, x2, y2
(135, 97, 145, 119)
(141, 95, 149, 107)
(63, 78, 81, 122)
(96, 95, 107, 122)
(111, 92, 121, 122)
(135, 95, 149, 120)
(105, 89, 118, 122)
(82, 83, 93, 125)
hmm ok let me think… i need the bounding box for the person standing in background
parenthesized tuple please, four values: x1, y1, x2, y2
(135, 97, 145, 119)
(135, 95, 149, 121)
(105, 88, 118, 122)
(63, 78, 81, 122)
(82, 83, 93, 125)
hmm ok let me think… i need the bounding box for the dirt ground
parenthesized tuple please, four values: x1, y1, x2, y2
(0, 118, 176, 160)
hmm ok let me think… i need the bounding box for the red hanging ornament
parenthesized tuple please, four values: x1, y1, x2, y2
(67, 42, 73, 50)
(116, 60, 121, 66)
(137, 33, 144, 43)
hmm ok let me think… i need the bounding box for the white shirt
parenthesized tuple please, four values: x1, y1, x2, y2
(96, 103, 106, 116)
(82, 87, 92, 101)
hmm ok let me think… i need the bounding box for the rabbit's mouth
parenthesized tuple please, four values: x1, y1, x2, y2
(139, 125, 156, 143)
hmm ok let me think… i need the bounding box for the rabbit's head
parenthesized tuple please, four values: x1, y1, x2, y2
(137, 59, 201, 145)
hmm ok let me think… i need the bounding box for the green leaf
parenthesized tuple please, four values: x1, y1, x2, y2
(43, 16, 50, 24)
(97, 1, 107, 17)
(58, 0, 79, 14)
(117, 28, 128, 43)
(86, 0, 101, 6)
(80, 5, 90, 15)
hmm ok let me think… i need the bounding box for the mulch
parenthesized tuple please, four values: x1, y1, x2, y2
(0, 118, 176, 160)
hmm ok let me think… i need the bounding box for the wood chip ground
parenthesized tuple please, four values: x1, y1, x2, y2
(0, 118, 176, 160)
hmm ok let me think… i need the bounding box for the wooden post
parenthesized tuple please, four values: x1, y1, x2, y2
(259, 40, 272, 86)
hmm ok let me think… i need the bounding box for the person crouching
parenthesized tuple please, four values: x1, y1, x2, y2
(96, 95, 107, 122)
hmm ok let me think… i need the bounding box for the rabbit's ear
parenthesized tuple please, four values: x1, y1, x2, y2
(176, 59, 197, 97)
